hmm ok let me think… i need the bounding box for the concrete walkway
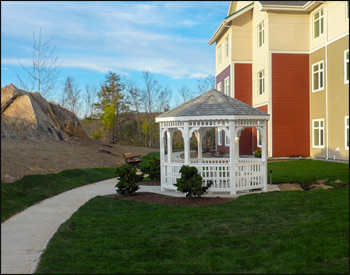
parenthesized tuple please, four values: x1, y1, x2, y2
(1, 179, 279, 274)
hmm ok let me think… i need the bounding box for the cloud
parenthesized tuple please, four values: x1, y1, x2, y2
(1, 67, 9, 70)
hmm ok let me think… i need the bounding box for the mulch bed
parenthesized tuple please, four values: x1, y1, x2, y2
(105, 192, 235, 206)
(138, 180, 161, 186)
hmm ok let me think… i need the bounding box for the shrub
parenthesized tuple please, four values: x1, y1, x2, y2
(141, 156, 160, 181)
(174, 165, 213, 198)
(115, 165, 143, 196)
(254, 148, 262, 158)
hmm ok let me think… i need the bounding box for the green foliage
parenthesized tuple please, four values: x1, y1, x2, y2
(91, 129, 103, 140)
(174, 165, 213, 198)
(140, 156, 160, 181)
(102, 104, 116, 129)
(254, 148, 261, 158)
(115, 165, 143, 196)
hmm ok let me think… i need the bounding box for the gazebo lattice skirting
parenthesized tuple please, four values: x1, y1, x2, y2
(156, 89, 270, 195)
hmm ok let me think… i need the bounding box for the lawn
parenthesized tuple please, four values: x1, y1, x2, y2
(35, 186, 349, 274)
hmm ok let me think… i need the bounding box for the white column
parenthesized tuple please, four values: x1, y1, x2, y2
(160, 128, 165, 191)
(229, 121, 236, 195)
(167, 130, 173, 163)
(261, 122, 268, 192)
(184, 122, 190, 165)
(197, 130, 203, 163)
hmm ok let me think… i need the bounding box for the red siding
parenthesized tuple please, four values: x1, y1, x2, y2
(216, 65, 230, 92)
(272, 53, 310, 157)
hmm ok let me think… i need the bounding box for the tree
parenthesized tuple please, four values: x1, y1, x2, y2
(196, 75, 215, 95)
(95, 71, 128, 143)
(17, 28, 60, 100)
(84, 84, 98, 118)
(125, 79, 142, 143)
(158, 85, 172, 112)
(60, 76, 81, 115)
(178, 85, 193, 104)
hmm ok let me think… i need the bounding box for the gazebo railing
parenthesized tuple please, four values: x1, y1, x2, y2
(162, 160, 264, 193)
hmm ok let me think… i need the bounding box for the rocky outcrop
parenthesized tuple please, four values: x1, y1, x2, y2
(1, 84, 89, 140)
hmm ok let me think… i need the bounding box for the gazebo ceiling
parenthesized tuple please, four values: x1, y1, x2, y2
(156, 89, 269, 121)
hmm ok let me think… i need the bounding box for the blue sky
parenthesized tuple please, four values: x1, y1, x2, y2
(1, 1, 228, 111)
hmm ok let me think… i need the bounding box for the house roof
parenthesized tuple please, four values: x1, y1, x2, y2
(156, 89, 269, 121)
(259, 1, 309, 6)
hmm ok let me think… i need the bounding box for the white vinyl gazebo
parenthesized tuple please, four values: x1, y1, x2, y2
(155, 89, 270, 195)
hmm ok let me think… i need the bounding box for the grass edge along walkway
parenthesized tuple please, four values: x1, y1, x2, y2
(35, 186, 349, 274)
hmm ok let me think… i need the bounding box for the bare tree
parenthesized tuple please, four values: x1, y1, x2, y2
(158, 85, 172, 112)
(84, 84, 98, 118)
(178, 85, 193, 104)
(196, 75, 215, 95)
(17, 28, 60, 100)
(141, 71, 161, 115)
(61, 76, 81, 115)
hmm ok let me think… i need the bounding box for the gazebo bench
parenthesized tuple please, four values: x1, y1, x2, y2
(123, 153, 142, 166)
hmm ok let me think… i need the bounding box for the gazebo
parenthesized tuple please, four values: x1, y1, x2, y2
(155, 89, 270, 195)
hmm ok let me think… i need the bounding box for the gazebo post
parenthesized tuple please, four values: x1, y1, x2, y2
(197, 129, 203, 163)
(167, 130, 173, 163)
(184, 122, 190, 164)
(261, 122, 268, 192)
(229, 121, 237, 195)
(160, 128, 165, 190)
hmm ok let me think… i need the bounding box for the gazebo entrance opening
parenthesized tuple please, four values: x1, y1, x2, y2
(156, 90, 270, 196)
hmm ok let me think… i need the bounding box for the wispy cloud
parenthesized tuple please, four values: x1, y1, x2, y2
(1, 67, 8, 70)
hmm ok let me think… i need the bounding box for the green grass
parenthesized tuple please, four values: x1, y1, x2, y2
(267, 159, 349, 187)
(36, 186, 349, 274)
(1, 167, 116, 222)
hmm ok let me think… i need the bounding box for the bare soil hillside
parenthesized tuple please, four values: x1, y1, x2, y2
(1, 137, 159, 183)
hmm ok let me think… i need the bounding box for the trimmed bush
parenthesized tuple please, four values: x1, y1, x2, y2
(174, 165, 213, 198)
(141, 156, 160, 181)
(254, 148, 261, 158)
(115, 165, 143, 196)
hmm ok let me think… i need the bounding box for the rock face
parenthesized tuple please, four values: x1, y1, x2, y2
(1, 84, 89, 140)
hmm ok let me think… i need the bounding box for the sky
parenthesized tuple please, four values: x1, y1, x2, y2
(1, 1, 228, 113)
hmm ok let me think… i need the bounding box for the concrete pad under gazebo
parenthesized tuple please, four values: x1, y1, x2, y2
(155, 89, 270, 196)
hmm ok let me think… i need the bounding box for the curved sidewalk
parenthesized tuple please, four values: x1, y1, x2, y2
(1, 178, 118, 274)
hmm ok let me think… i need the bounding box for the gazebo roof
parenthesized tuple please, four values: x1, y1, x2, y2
(156, 89, 269, 121)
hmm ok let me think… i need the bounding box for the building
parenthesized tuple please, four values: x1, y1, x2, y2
(208, 1, 349, 161)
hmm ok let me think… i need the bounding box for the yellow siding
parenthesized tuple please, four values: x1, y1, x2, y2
(215, 29, 231, 75)
(327, 1, 349, 42)
(231, 10, 252, 61)
(327, 36, 349, 160)
(310, 47, 327, 158)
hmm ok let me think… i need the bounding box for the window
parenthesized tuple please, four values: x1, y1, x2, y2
(312, 61, 324, 92)
(313, 9, 324, 38)
(218, 129, 222, 146)
(345, 50, 349, 84)
(224, 77, 230, 96)
(257, 130, 262, 148)
(218, 44, 222, 64)
(346, 116, 349, 150)
(225, 35, 230, 57)
(312, 119, 324, 148)
(225, 133, 230, 146)
(258, 21, 264, 47)
(258, 70, 265, 95)
(217, 82, 222, 92)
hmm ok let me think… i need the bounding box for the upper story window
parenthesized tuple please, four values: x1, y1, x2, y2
(257, 130, 262, 148)
(258, 70, 265, 95)
(312, 61, 324, 92)
(345, 50, 349, 84)
(217, 82, 222, 92)
(224, 77, 230, 96)
(312, 119, 324, 148)
(218, 44, 222, 64)
(346, 116, 349, 150)
(313, 9, 324, 39)
(225, 35, 230, 57)
(258, 21, 264, 47)
(218, 129, 222, 146)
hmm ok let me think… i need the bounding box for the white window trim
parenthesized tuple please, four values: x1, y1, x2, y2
(258, 21, 264, 47)
(217, 82, 222, 92)
(312, 118, 325, 148)
(347, 1, 349, 20)
(345, 116, 349, 150)
(312, 60, 324, 92)
(224, 77, 230, 96)
(258, 70, 265, 95)
(225, 133, 230, 146)
(218, 44, 222, 64)
(225, 35, 230, 57)
(345, 49, 349, 84)
(313, 8, 324, 39)
(218, 129, 222, 146)
(257, 129, 262, 148)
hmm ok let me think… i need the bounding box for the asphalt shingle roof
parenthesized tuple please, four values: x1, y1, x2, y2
(157, 89, 269, 119)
